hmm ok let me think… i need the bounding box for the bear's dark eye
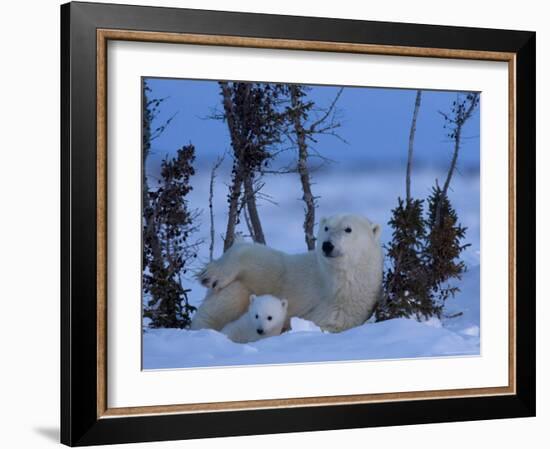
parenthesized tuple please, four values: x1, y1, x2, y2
(345, 227, 352, 233)
(267, 316, 272, 321)
(324, 226, 329, 232)
(255, 314, 259, 319)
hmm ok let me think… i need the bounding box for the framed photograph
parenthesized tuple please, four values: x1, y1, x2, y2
(61, 1, 535, 446)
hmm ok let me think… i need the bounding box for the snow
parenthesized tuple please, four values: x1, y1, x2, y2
(288, 317, 323, 333)
(441, 265, 480, 342)
(143, 265, 480, 369)
(143, 129, 481, 370)
(155, 165, 480, 309)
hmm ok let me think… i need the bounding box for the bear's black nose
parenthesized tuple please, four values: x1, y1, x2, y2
(322, 241, 334, 256)
(257, 329, 264, 335)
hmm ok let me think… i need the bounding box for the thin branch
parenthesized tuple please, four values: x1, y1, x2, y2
(309, 87, 344, 131)
(219, 81, 245, 252)
(442, 93, 479, 196)
(150, 111, 179, 141)
(406, 90, 422, 202)
(242, 201, 254, 238)
(208, 155, 224, 261)
(243, 174, 267, 244)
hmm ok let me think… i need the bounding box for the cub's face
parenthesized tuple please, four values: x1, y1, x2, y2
(248, 294, 288, 337)
(316, 214, 381, 262)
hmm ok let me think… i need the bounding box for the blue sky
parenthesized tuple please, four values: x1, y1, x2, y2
(145, 77, 480, 173)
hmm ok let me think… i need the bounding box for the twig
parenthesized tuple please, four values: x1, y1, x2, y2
(406, 90, 422, 201)
(309, 87, 344, 131)
(208, 155, 224, 261)
(443, 312, 464, 319)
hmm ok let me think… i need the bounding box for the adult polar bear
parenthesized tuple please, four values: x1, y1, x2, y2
(191, 214, 383, 333)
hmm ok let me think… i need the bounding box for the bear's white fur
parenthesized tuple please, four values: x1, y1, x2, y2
(221, 294, 288, 343)
(191, 214, 383, 333)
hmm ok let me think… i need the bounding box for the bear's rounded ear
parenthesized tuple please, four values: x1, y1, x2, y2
(281, 299, 288, 309)
(249, 294, 256, 304)
(372, 223, 382, 241)
(319, 217, 327, 224)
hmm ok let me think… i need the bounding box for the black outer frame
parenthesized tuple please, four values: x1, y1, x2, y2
(61, 1, 536, 446)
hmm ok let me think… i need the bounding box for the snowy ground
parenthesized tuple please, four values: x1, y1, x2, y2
(143, 165, 481, 370)
(143, 265, 480, 369)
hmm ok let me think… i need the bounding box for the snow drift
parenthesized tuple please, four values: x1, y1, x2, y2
(143, 266, 480, 370)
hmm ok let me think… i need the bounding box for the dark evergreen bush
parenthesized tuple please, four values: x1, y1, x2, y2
(377, 191, 469, 321)
(142, 145, 199, 329)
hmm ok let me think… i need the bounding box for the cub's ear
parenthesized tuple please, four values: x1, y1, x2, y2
(319, 217, 327, 224)
(372, 223, 382, 241)
(281, 299, 288, 309)
(249, 294, 256, 304)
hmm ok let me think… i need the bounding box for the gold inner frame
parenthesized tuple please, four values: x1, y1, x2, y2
(96, 29, 517, 419)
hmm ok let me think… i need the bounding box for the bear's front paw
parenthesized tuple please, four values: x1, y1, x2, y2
(196, 262, 233, 292)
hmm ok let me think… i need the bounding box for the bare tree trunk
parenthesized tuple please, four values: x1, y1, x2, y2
(242, 199, 254, 238)
(220, 82, 269, 249)
(442, 127, 462, 196)
(243, 175, 266, 244)
(386, 87, 422, 311)
(236, 82, 266, 244)
(435, 122, 463, 229)
(443, 94, 479, 197)
(443, 94, 479, 195)
(208, 157, 223, 260)
(290, 85, 316, 250)
(208, 167, 215, 261)
(219, 82, 244, 252)
(436, 93, 479, 226)
(223, 171, 243, 252)
(406, 90, 422, 202)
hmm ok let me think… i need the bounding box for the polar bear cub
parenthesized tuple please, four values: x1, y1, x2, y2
(221, 294, 288, 344)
